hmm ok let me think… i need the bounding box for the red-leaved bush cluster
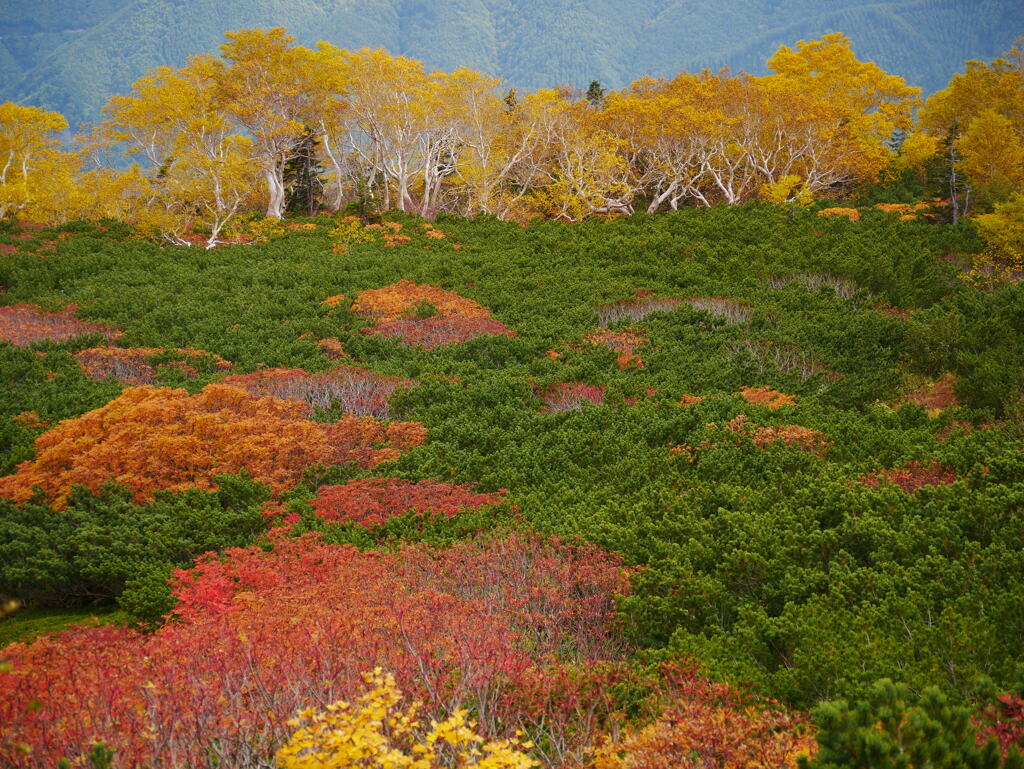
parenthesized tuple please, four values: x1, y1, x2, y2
(0, 304, 121, 347)
(538, 382, 606, 412)
(593, 665, 815, 769)
(221, 365, 411, 418)
(0, 384, 426, 508)
(860, 460, 958, 493)
(325, 281, 516, 348)
(75, 346, 233, 384)
(0, 533, 630, 768)
(307, 477, 507, 526)
(370, 315, 517, 349)
(902, 372, 960, 413)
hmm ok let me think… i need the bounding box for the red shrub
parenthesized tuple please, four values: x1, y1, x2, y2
(368, 316, 516, 349)
(860, 460, 957, 493)
(308, 477, 506, 526)
(0, 533, 630, 768)
(75, 346, 232, 385)
(0, 304, 121, 347)
(593, 663, 815, 769)
(903, 372, 960, 413)
(538, 382, 606, 412)
(0, 384, 426, 508)
(221, 365, 410, 418)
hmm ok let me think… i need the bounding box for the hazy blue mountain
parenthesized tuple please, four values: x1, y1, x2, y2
(1, 0, 1022, 127)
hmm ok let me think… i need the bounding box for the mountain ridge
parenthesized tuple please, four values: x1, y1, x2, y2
(1, 0, 1022, 127)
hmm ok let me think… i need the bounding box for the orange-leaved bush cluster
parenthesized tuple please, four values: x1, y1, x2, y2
(0, 384, 426, 508)
(593, 666, 815, 769)
(584, 328, 648, 369)
(0, 533, 630, 768)
(817, 207, 862, 221)
(307, 477, 507, 526)
(860, 460, 958, 493)
(75, 346, 233, 384)
(221, 365, 411, 418)
(346, 279, 492, 321)
(738, 386, 798, 410)
(0, 304, 121, 347)
(324, 280, 515, 349)
(672, 415, 831, 461)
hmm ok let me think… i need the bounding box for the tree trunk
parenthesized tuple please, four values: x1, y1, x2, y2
(265, 165, 286, 219)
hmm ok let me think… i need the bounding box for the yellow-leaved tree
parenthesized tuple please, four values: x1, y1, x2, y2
(919, 39, 1024, 218)
(0, 102, 79, 222)
(277, 668, 537, 769)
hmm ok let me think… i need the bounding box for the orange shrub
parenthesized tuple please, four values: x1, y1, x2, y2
(584, 328, 648, 369)
(0, 304, 121, 347)
(738, 385, 797, 410)
(347, 280, 493, 322)
(726, 414, 831, 456)
(316, 337, 348, 360)
(818, 207, 861, 221)
(677, 394, 704, 407)
(0, 384, 426, 508)
(337, 281, 515, 348)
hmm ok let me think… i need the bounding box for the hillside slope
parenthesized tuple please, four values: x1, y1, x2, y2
(1, 1, 1022, 129)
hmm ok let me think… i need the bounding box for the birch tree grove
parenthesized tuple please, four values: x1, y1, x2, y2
(0, 28, 950, 232)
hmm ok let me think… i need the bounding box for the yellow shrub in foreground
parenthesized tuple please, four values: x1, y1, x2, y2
(277, 668, 537, 769)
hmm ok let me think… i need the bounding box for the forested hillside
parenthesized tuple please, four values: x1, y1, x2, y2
(2, 0, 1022, 126)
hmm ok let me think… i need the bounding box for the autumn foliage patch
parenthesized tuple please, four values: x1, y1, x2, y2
(902, 372, 960, 413)
(584, 328, 648, 369)
(308, 477, 506, 526)
(738, 385, 798, 410)
(221, 365, 410, 417)
(0, 533, 629, 768)
(0, 304, 121, 347)
(0, 384, 426, 508)
(860, 460, 958, 493)
(593, 666, 815, 769)
(75, 346, 233, 384)
(370, 315, 517, 349)
(328, 280, 516, 348)
(538, 382, 606, 412)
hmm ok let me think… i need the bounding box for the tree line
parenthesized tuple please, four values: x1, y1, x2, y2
(0, 29, 1022, 247)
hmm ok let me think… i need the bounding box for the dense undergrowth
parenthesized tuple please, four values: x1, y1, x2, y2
(1, 204, 1023, 764)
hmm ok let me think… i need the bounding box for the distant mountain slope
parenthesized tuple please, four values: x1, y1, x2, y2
(1, 0, 1022, 127)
